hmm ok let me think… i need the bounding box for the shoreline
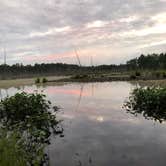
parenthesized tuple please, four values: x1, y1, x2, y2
(0, 75, 166, 89)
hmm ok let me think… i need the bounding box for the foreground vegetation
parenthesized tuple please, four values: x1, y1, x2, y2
(0, 92, 62, 165)
(124, 87, 166, 123)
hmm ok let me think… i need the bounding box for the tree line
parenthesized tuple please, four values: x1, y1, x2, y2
(127, 53, 166, 70)
(0, 53, 165, 79)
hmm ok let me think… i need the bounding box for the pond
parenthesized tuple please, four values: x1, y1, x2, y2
(1, 81, 166, 166)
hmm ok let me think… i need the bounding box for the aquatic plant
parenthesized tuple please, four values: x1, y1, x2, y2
(124, 87, 166, 123)
(0, 92, 62, 165)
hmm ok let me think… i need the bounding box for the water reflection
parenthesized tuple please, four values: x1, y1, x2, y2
(1, 82, 166, 165)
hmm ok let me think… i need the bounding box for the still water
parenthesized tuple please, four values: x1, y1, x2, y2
(1, 82, 166, 166)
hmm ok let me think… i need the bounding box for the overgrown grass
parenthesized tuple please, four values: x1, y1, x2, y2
(124, 87, 166, 123)
(0, 130, 27, 166)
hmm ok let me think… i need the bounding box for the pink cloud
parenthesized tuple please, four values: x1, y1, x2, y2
(25, 51, 75, 62)
(24, 49, 99, 64)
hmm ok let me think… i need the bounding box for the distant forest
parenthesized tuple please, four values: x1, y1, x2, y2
(0, 53, 166, 79)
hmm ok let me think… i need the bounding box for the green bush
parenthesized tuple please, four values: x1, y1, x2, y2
(42, 77, 48, 83)
(130, 74, 136, 80)
(155, 71, 161, 78)
(135, 71, 141, 76)
(72, 74, 89, 79)
(124, 87, 166, 123)
(35, 78, 40, 84)
(0, 92, 62, 165)
(162, 72, 166, 78)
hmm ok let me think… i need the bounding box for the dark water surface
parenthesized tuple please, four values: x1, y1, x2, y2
(1, 82, 166, 166)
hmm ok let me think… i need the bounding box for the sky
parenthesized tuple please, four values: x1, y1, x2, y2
(0, 0, 166, 65)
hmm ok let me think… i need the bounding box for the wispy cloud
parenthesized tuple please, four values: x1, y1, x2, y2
(29, 26, 71, 38)
(0, 0, 166, 65)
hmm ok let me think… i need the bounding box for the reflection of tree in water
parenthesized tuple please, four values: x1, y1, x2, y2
(0, 92, 63, 165)
(74, 84, 95, 165)
(75, 84, 84, 111)
(124, 87, 166, 123)
(75, 83, 95, 112)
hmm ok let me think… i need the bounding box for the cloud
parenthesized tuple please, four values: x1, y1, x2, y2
(0, 0, 166, 65)
(86, 20, 109, 28)
(29, 26, 71, 38)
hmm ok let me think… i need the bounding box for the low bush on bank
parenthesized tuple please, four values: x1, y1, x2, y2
(72, 74, 89, 79)
(130, 74, 137, 80)
(135, 71, 141, 77)
(0, 92, 62, 165)
(35, 78, 40, 84)
(42, 77, 48, 83)
(124, 87, 166, 123)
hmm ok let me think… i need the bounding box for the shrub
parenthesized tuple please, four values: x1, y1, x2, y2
(155, 71, 161, 78)
(124, 87, 166, 123)
(35, 78, 40, 84)
(162, 72, 166, 78)
(42, 77, 48, 83)
(72, 74, 89, 79)
(130, 74, 136, 80)
(0, 92, 62, 165)
(135, 71, 141, 76)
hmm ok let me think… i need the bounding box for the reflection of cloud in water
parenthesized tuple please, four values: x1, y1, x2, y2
(60, 114, 75, 120)
(96, 116, 104, 122)
(45, 87, 90, 97)
(2, 82, 166, 165)
(88, 114, 142, 125)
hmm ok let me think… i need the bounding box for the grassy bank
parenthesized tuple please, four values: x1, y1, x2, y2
(46, 71, 166, 83)
(0, 76, 68, 88)
(1, 72, 166, 89)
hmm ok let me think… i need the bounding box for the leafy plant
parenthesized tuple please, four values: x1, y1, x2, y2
(155, 71, 161, 78)
(0, 92, 62, 165)
(135, 71, 141, 76)
(42, 77, 48, 83)
(162, 72, 166, 78)
(124, 87, 166, 123)
(130, 74, 136, 80)
(35, 78, 40, 84)
(72, 74, 89, 79)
